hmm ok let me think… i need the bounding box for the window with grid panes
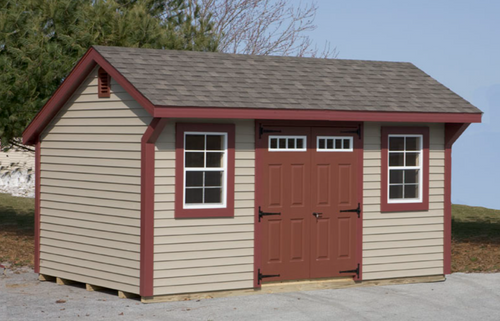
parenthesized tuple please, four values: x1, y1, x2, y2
(388, 135, 423, 202)
(184, 132, 227, 208)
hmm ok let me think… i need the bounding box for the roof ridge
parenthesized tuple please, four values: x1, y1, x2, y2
(92, 45, 414, 65)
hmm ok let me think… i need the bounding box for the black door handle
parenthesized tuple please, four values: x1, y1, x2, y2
(312, 212, 323, 218)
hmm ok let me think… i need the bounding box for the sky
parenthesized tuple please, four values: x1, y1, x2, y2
(302, 0, 500, 210)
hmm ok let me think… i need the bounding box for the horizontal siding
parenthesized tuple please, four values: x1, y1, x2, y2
(154, 119, 255, 296)
(39, 68, 150, 294)
(362, 122, 445, 280)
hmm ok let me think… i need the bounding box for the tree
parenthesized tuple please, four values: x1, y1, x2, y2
(0, 0, 218, 150)
(194, 0, 336, 58)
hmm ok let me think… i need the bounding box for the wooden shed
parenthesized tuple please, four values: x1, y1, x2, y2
(22, 46, 482, 302)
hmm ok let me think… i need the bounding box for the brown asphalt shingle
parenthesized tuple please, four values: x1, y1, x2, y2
(93, 46, 481, 114)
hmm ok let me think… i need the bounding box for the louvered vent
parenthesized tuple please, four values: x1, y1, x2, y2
(98, 67, 111, 98)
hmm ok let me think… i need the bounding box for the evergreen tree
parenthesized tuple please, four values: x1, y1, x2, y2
(0, 0, 219, 148)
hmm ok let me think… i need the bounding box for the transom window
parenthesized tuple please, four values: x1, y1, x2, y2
(317, 136, 353, 152)
(184, 132, 227, 208)
(388, 135, 423, 203)
(269, 136, 307, 151)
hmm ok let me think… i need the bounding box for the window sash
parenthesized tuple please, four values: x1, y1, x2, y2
(268, 135, 307, 151)
(316, 136, 354, 152)
(387, 134, 423, 203)
(183, 132, 228, 209)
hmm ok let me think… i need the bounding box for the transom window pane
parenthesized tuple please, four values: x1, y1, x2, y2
(268, 136, 307, 151)
(388, 135, 422, 202)
(184, 132, 227, 207)
(316, 136, 353, 152)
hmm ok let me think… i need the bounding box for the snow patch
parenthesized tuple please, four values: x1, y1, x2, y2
(0, 167, 35, 198)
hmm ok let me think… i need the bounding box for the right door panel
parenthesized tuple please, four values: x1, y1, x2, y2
(310, 127, 359, 278)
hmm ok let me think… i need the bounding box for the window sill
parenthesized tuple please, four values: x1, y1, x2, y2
(175, 207, 234, 218)
(381, 202, 429, 213)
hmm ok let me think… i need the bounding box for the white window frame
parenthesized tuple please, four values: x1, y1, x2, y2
(183, 131, 228, 209)
(268, 135, 307, 152)
(387, 134, 423, 204)
(316, 136, 354, 152)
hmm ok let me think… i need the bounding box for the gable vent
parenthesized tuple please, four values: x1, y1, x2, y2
(98, 67, 111, 98)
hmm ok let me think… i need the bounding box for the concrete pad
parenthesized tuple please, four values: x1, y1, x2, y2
(1, 269, 499, 321)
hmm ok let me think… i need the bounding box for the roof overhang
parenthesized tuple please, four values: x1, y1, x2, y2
(153, 106, 482, 123)
(22, 47, 482, 145)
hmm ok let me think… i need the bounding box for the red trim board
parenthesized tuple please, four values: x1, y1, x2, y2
(154, 107, 481, 124)
(34, 138, 41, 274)
(444, 123, 470, 275)
(356, 123, 364, 281)
(253, 121, 262, 288)
(380, 127, 430, 212)
(174, 123, 236, 218)
(140, 118, 168, 297)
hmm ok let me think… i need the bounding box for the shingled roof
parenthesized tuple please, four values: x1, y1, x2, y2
(93, 46, 480, 114)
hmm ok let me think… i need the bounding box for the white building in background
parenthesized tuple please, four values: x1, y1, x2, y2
(0, 143, 35, 197)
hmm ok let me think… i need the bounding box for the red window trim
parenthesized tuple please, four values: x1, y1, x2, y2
(175, 123, 235, 218)
(381, 127, 430, 212)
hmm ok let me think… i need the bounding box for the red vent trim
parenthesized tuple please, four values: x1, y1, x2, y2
(98, 67, 111, 98)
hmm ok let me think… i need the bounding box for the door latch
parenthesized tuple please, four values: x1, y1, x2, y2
(312, 212, 323, 218)
(258, 206, 281, 222)
(340, 203, 361, 218)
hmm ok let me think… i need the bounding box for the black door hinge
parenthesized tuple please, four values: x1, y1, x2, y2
(258, 269, 280, 285)
(259, 124, 282, 139)
(258, 206, 281, 222)
(339, 263, 360, 278)
(340, 125, 362, 139)
(340, 203, 361, 218)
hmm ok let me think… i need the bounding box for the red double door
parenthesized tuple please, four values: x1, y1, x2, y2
(259, 125, 360, 282)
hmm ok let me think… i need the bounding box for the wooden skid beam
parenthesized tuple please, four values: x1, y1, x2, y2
(141, 275, 445, 303)
(56, 277, 74, 285)
(38, 274, 56, 282)
(37, 273, 444, 304)
(118, 291, 140, 299)
(359, 275, 445, 287)
(86, 284, 104, 292)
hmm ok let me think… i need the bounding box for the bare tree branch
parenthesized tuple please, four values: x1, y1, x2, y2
(194, 0, 337, 58)
(6, 139, 35, 153)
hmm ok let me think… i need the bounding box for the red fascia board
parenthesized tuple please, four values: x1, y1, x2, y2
(34, 138, 41, 274)
(154, 107, 482, 124)
(22, 49, 97, 145)
(22, 48, 155, 145)
(443, 123, 470, 275)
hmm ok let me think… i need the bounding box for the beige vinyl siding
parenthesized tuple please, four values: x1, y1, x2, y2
(39, 68, 151, 294)
(154, 119, 255, 296)
(362, 122, 445, 280)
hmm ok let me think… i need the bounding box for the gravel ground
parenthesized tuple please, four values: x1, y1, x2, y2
(1, 269, 499, 321)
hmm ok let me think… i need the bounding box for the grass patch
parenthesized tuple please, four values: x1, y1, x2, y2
(451, 204, 500, 273)
(0, 193, 35, 268)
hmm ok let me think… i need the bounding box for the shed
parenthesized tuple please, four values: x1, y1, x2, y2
(22, 46, 482, 302)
